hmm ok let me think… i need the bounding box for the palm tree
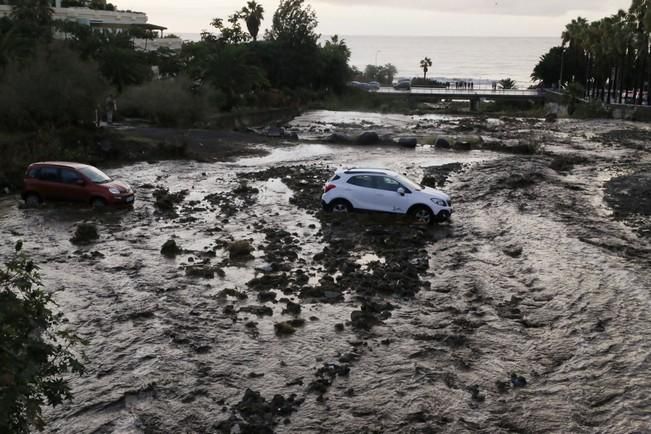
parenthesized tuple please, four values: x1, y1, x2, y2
(499, 78, 516, 89)
(420, 57, 432, 81)
(240, 1, 264, 41)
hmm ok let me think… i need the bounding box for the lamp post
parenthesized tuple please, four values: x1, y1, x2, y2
(559, 46, 566, 90)
(375, 50, 381, 67)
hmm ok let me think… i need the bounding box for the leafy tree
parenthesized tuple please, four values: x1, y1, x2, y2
(318, 35, 351, 93)
(0, 241, 84, 433)
(268, 0, 319, 48)
(420, 57, 432, 80)
(0, 43, 108, 130)
(359, 63, 397, 85)
(211, 14, 250, 44)
(2, 0, 53, 62)
(241, 1, 264, 41)
(499, 78, 517, 89)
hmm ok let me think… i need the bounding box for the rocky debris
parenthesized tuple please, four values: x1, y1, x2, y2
(503, 245, 523, 258)
(545, 113, 558, 123)
(355, 131, 380, 146)
(350, 300, 394, 330)
(185, 264, 224, 279)
(398, 137, 418, 148)
(549, 154, 588, 172)
(282, 300, 301, 315)
(204, 181, 259, 218)
(308, 363, 351, 395)
(467, 385, 486, 402)
(70, 223, 99, 245)
(215, 389, 303, 434)
(153, 187, 188, 213)
(228, 240, 255, 260)
(257, 291, 276, 303)
(239, 305, 273, 317)
(510, 373, 528, 388)
(274, 319, 306, 336)
(421, 163, 464, 188)
(435, 137, 451, 148)
(493, 171, 545, 190)
(218, 288, 248, 300)
(161, 239, 183, 257)
(326, 133, 353, 144)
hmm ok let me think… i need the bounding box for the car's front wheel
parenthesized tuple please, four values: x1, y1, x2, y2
(409, 205, 434, 225)
(329, 199, 352, 214)
(91, 197, 107, 209)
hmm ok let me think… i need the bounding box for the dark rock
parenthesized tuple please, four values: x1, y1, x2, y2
(355, 132, 380, 146)
(282, 301, 301, 315)
(240, 305, 273, 317)
(228, 240, 255, 260)
(326, 133, 353, 144)
(468, 385, 485, 402)
(274, 321, 297, 336)
(510, 373, 527, 388)
(257, 291, 277, 303)
(161, 239, 182, 257)
(435, 137, 451, 148)
(398, 137, 418, 148)
(503, 245, 523, 258)
(545, 112, 558, 123)
(70, 223, 99, 245)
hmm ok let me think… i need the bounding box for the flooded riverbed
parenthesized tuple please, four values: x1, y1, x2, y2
(1, 112, 650, 433)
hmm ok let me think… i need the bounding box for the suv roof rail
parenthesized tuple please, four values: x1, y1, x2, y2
(344, 169, 390, 175)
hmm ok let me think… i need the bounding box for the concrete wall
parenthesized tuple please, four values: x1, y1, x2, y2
(133, 37, 183, 52)
(0, 5, 146, 25)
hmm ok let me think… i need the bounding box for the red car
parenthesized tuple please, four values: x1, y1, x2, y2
(22, 162, 135, 207)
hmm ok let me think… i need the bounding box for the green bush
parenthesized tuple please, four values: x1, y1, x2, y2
(0, 242, 84, 433)
(119, 77, 209, 126)
(0, 43, 107, 131)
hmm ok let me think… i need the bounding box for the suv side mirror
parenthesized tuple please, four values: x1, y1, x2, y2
(397, 187, 406, 196)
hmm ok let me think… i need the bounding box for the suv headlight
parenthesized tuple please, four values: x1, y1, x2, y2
(109, 187, 121, 195)
(431, 198, 447, 207)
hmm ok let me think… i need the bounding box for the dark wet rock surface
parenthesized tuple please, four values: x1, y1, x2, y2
(1, 112, 650, 433)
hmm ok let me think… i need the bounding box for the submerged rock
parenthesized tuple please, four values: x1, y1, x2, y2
(356, 131, 380, 146)
(228, 240, 255, 260)
(161, 239, 182, 257)
(398, 137, 418, 148)
(70, 223, 99, 245)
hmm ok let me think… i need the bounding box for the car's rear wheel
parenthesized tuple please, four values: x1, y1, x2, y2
(91, 197, 107, 209)
(329, 199, 352, 214)
(24, 193, 41, 207)
(410, 206, 434, 225)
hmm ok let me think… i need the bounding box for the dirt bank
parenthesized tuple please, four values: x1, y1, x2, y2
(0, 112, 649, 433)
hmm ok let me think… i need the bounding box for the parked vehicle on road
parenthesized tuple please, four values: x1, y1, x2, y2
(393, 78, 411, 91)
(22, 162, 135, 207)
(321, 168, 452, 224)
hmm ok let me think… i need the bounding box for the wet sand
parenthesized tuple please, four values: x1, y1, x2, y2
(1, 112, 650, 433)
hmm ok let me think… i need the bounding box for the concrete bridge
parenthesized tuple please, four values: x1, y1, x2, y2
(376, 87, 546, 111)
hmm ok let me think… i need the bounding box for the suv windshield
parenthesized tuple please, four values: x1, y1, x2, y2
(394, 174, 422, 191)
(78, 166, 111, 184)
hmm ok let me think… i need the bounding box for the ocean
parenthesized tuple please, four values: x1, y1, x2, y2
(177, 34, 559, 88)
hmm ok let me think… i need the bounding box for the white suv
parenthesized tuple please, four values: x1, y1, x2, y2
(321, 168, 453, 224)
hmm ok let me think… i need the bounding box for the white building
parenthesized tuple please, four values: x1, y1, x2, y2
(0, 0, 182, 51)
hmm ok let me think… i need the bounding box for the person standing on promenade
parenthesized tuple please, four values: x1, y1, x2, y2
(105, 94, 117, 125)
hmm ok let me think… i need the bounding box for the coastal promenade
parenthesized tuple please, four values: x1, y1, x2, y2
(376, 86, 545, 110)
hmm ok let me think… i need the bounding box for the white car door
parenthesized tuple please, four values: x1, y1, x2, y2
(369, 176, 410, 214)
(345, 175, 381, 211)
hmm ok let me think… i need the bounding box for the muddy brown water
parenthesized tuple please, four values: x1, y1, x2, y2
(1, 112, 650, 433)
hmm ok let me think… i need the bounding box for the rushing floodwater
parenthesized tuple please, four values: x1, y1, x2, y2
(1, 111, 650, 433)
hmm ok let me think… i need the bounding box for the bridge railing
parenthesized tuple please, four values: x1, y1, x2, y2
(380, 86, 544, 97)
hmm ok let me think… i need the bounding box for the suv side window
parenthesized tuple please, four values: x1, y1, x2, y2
(375, 176, 402, 192)
(27, 168, 41, 178)
(61, 169, 82, 184)
(347, 175, 374, 189)
(38, 167, 60, 183)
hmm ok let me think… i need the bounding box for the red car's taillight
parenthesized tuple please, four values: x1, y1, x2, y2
(324, 183, 336, 193)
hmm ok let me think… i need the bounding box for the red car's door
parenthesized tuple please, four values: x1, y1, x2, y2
(59, 168, 90, 203)
(35, 166, 63, 200)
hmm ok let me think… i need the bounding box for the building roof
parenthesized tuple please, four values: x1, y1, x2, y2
(90, 22, 167, 31)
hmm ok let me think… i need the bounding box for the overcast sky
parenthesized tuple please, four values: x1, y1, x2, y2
(120, 0, 632, 36)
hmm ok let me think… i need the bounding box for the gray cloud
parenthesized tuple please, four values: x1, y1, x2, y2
(316, 0, 629, 16)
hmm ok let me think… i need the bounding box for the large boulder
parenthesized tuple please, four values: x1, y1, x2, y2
(355, 132, 380, 146)
(326, 133, 352, 144)
(398, 137, 418, 148)
(545, 112, 558, 123)
(435, 137, 451, 149)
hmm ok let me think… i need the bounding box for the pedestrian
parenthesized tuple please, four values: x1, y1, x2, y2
(105, 94, 117, 125)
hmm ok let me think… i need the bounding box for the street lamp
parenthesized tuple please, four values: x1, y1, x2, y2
(559, 46, 566, 90)
(375, 50, 381, 67)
